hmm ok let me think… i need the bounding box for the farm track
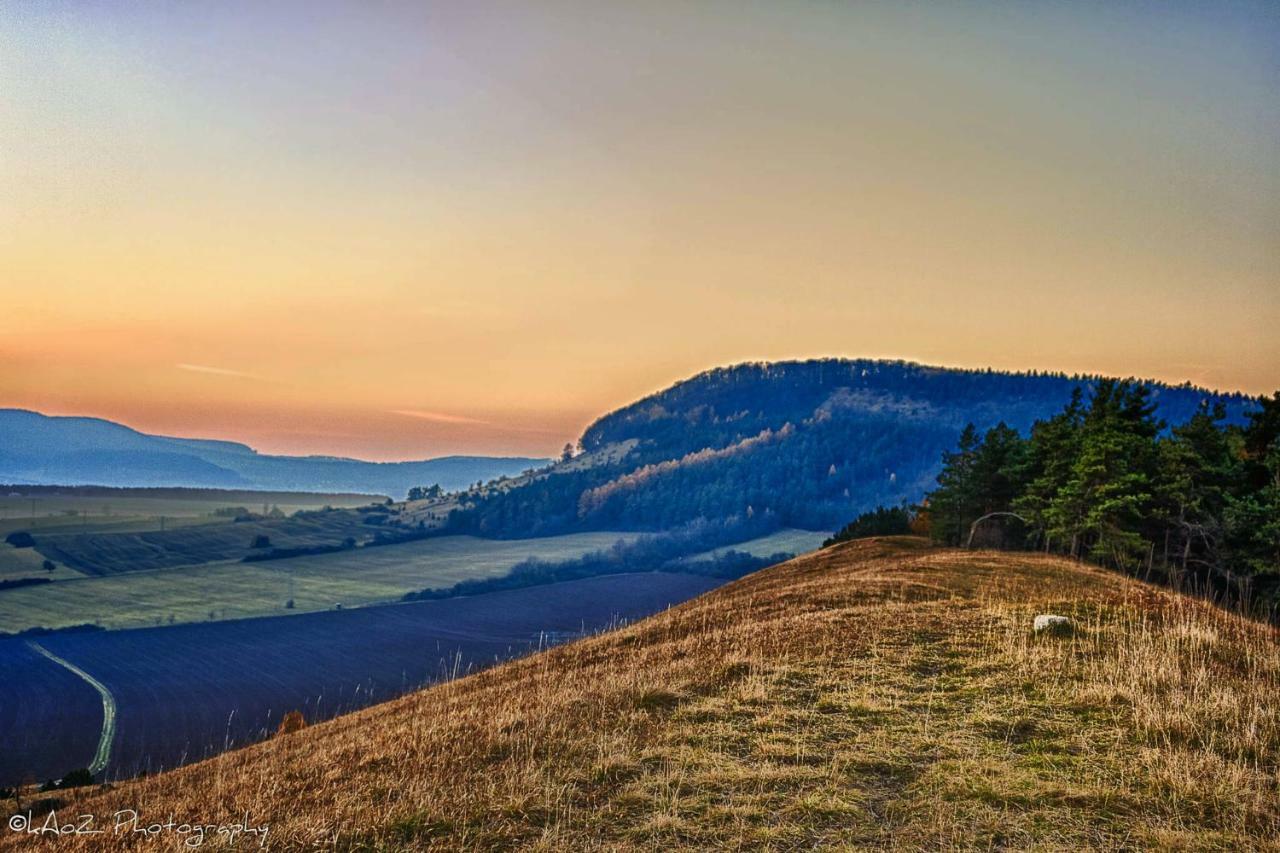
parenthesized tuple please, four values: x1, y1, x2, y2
(26, 641, 116, 776)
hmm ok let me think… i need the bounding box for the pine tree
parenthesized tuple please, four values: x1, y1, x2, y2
(1054, 381, 1161, 570)
(1155, 402, 1239, 587)
(1014, 389, 1084, 552)
(1226, 393, 1280, 590)
(927, 424, 982, 545)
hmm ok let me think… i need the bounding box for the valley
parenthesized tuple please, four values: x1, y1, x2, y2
(0, 360, 1273, 838)
(14, 538, 1277, 850)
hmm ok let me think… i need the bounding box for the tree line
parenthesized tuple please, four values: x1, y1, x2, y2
(924, 380, 1280, 611)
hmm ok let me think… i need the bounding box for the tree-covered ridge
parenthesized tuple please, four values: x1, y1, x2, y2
(925, 382, 1280, 609)
(451, 359, 1254, 538)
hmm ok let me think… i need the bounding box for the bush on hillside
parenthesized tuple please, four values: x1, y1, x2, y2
(39, 768, 93, 791)
(5, 531, 35, 548)
(277, 710, 307, 735)
(0, 577, 53, 592)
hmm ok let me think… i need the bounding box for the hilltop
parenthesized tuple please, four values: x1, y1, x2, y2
(18, 538, 1278, 850)
(0, 409, 546, 497)
(451, 359, 1254, 537)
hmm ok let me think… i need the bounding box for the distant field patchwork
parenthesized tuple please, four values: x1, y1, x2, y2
(0, 532, 636, 632)
(0, 571, 722, 785)
(30, 513, 380, 575)
(0, 484, 378, 537)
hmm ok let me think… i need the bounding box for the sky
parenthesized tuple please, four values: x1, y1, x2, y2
(1, 1, 1277, 461)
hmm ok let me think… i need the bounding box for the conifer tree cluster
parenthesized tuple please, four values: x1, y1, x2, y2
(925, 381, 1280, 609)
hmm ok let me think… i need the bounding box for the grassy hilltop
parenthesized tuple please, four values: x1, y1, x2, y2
(9, 538, 1279, 850)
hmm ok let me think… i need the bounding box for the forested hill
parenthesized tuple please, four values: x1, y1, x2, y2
(452, 359, 1255, 537)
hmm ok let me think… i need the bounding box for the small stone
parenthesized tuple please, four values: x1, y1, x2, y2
(1033, 614, 1073, 634)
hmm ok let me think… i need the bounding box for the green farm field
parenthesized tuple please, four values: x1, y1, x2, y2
(0, 545, 82, 582)
(0, 531, 635, 633)
(678, 527, 829, 563)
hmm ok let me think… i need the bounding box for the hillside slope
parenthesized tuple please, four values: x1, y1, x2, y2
(11, 539, 1279, 850)
(452, 359, 1255, 536)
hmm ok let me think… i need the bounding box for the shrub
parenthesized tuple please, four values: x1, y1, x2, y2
(40, 768, 94, 791)
(5, 531, 35, 548)
(277, 710, 307, 735)
(0, 577, 53, 592)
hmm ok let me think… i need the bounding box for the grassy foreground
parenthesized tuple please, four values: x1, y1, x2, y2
(9, 538, 1279, 850)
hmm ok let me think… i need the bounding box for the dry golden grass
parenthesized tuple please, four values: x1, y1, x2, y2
(7, 538, 1279, 850)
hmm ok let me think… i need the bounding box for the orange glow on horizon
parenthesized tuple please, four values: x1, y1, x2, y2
(2, 2, 1276, 460)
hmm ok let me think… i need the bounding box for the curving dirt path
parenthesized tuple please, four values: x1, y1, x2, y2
(26, 641, 116, 777)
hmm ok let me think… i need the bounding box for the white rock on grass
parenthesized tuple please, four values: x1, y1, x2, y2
(1033, 614, 1073, 634)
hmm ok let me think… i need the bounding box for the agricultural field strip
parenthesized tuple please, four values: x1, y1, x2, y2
(3, 572, 724, 783)
(32, 513, 376, 575)
(25, 641, 116, 776)
(0, 545, 85, 582)
(0, 490, 379, 543)
(0, 491, 377, 522)
(677, 528, 829, 563)
(0, 532, 639, 632)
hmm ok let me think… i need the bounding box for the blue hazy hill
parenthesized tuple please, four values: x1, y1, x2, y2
(0, 409, 547, 498)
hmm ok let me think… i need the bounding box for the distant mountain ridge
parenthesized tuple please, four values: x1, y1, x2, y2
(0, 409, 547, 497)
(451, 359, 1258, 536)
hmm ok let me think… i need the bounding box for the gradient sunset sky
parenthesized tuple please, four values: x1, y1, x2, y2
(2, 2, 1277, 460)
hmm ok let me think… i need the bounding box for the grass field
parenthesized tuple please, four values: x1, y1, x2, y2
(0, 545, 82, 582)
(678, 527, 829, 563)
(32, 512, 377, 575)
(0, 532, 636, 632)
(26, 538, 1277, 850)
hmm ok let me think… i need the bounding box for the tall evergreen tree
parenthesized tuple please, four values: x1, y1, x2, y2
(1056, 380, 1161, 569)
(926, 423, 981, 545)
(1014, 389, 1084, 553)
(1226, 393, 1280, 591)
(1156, 403, 1239, 587)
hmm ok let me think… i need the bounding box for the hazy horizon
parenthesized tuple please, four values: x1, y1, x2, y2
(4, 355, 1265, 463)
(3, 1, 1277, 460)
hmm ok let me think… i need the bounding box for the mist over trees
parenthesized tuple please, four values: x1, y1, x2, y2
(924, 381, 1280, 610)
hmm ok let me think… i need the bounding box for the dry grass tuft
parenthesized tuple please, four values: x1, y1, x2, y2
(7, 537, 1278, 850)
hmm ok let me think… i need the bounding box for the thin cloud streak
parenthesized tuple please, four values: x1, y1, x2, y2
(175, 363, 263, 381)
(389, 409, 490, 425)
(388, 409, 564, 436)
